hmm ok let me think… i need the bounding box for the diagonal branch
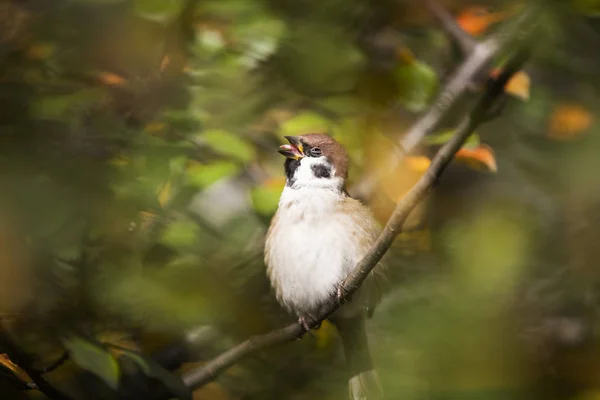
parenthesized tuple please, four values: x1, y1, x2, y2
(350, 0, 542, 200)
(425, 0, 476, 55)
(180, 14, 539, 391)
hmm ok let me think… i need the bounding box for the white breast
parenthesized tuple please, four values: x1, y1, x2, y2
(265, 185, 373, 316)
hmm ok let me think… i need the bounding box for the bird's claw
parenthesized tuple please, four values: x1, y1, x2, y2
(298, 314, 321, 334)
(337, 285, 349, 305)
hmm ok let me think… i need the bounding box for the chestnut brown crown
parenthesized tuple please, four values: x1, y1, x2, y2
(299, 133, 350, 179)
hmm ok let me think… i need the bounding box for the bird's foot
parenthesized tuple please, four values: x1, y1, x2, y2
(298, 314, 321, 333)
(337, 285, 350, 306)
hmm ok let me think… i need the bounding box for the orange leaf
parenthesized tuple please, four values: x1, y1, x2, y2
(98, 72, 127, 87)
(490, 69, 530, 101)
(548, 103, 594, 141)
(456, 7, 511, 36)
(0, 354, 30, 382)
(455, 144, 497, 173)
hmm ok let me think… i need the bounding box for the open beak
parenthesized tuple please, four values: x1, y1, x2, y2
(278, 136, 304, 159)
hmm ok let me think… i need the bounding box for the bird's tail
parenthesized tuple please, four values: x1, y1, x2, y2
(332, 316, 383, 400)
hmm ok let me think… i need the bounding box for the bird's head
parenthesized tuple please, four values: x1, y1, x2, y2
(278, 133, 349, 190)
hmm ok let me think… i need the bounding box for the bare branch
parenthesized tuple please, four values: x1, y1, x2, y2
(350, 0, 542, 199)
(425, 0, 476, 55)
(181, 14, 539, 392)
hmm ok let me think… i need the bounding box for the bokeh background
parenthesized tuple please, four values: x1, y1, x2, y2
(1, 0, 600, 399)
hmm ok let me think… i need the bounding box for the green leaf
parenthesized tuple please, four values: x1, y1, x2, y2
(251, 185, 282, 216)
(424, 130, 481, 149)
(119, 349, 192, 400)
(32, 89, 105, 120)
(160, 220, 199, 248)
(200, 130, 255, 163)
(134, 0, 184, 21)
(278, 112, 331, 136)
(186, 161, 241, 188)
(62, 336, 120, 390)
(394, 60, 439, 112)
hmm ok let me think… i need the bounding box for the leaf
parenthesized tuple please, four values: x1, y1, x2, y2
(424, 130, 481, 149)
(186, 161, 241, 188)
(160, 220, 199, 248)
(314, 320, 338, 350)
(394, 60, 439, 112)
(157, 179, 172, 208)
(381, 156, 431, 204)
(200, 130, 255, 163)
(490, 69, 530, 101)
(134, 0, 185, 21)
(62, 336, 120, 390)
(454, 145, 498, 173)
(456, 7, 511, 36)
(119, 349, 192, 400)
(250, 177, 285, 216)
(145, 122, 167, 134)
(278, 112, 331, 136)
(98, 72, 127, 87)
(548, 103, 594, 141)
(0, 354, 30, 382)
(26, 43, 55, 60)
(32, 89, 105, 119)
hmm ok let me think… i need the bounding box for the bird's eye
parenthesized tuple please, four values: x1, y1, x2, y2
(310, 147, 322, 157)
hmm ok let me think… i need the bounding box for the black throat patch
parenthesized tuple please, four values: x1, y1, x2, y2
(284, 158, 300, 186)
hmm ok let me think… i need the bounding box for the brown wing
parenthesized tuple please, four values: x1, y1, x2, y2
(341, 197, 387, 317)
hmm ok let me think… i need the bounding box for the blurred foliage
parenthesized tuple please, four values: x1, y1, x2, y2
(0, 0, 600, 399)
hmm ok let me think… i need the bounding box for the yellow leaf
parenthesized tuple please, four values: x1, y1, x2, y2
(548, 103, 594, 140)
(109, 155, 129, 167)
(382, 155, 431, 203)
(404, 155, 431, 174)
(313, 320, 337, 349)
(145, 122, 167, 134)
(26, 43, 54, 60)
(139, 211, 157, 231)
(372, 154, 431, 229)
(157, 179, 172, 208)
(455, 144, 497, 173)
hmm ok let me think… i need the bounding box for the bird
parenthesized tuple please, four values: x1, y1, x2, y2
(264, 133, 384, 400)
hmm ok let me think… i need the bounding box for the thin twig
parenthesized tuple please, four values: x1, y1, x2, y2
(350, 0, 542, 200)
(425, 0, 476, 55)
(180, 19, 538, 392)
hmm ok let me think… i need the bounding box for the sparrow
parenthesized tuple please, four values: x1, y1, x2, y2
(265, 133, 384, 400)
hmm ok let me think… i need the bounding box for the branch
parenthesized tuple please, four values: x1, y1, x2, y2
(350, 0, 543, 199)
(0, 333, 76, 400)
(425, 0, 476, 55)
(180, 15, 539, 392)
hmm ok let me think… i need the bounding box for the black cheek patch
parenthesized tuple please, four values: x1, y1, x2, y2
(284, 158, 300, 186)
(311, 164, 331, 179)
